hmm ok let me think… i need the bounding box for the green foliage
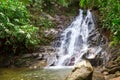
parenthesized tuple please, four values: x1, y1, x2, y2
(0, 0, 39, 54)
(79, 0, 101, 9)
(40, 18, 54, 28)
(58, 0, 69, 7)
(27, 0, 56, 28)
(58, 0, 75, 7)
(79, 0, 88, 8)
(26, 0, 57, 12)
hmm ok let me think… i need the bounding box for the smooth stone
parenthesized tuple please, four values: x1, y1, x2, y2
(65, 60, 93, 80)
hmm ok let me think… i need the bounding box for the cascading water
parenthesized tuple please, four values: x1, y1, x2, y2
(46, 9, 108, 68)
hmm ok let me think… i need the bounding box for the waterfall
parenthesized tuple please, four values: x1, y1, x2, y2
(46, 9, 108, 68)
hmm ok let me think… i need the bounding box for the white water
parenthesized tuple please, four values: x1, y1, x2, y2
(46, 9, 107, 69)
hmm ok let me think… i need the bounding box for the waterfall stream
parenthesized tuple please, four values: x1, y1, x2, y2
(46, 9, 108, 68)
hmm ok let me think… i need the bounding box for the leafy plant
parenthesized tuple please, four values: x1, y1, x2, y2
(0, 0, 39, 54)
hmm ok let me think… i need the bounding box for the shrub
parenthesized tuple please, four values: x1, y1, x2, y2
(0, 0, 39, 54)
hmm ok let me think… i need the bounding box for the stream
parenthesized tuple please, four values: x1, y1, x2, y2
(0, 68, 72, 80)
(0, 67, 105, 80)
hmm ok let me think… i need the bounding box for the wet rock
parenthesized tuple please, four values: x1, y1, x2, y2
(22, 53, 41, 58)
(44, 28, 58, 37)
(103, 61, 120, 74)
(29, 60, 47, 69)
(108, 66, 120, 74)
(54, 15, 66, 24)
(110, 76, 120, 80)
(88, 29, 107, 47)
(93, 71, 105, 80)
(22, 54, 33, 58)
(39, 47, 46, 52)
(42, 46, 56, 52)
(102, 61, 120, 80)
(105, 72, 120, 80)
(46, 54, 57, 66)
(36, 55, 43, 60)
(27, 46, 57, 69)
(103, 71, 109, 75)
(65, 60, 93, 80)
(32, 53, 39, 57)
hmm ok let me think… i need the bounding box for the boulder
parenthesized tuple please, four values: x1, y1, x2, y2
(65, 60, 93, 80)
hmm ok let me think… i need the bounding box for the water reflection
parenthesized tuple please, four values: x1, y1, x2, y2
(0, 68, 72, 80)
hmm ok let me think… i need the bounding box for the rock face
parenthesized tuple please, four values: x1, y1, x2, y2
(65, 60, 93, 80)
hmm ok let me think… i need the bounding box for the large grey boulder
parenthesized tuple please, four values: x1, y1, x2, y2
(65, 60, 93, 80)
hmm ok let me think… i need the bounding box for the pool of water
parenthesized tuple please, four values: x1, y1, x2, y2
(0, 68, 72, 80)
